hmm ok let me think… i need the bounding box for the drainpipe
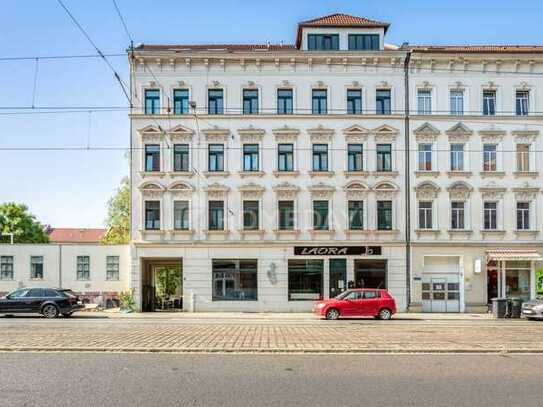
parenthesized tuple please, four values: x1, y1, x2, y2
(58, 244, 63, 288)
(403, 49, 412, 311)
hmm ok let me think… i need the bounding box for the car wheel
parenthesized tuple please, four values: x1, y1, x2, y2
(378, 308, 392, 320)
(325, 308, 340, 320)
(42, 304, 59, 319)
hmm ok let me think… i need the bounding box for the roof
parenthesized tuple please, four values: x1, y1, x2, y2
(297, 13, 390, 47)
(486, 249, 542, 261)
(409, 45, 543, 54)
(48, 228, 106, 243)
(134, 43, 296, 52)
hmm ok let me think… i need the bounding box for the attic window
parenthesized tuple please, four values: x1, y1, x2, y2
(348, 34, 380, 50)
(308, 34, 339, 51)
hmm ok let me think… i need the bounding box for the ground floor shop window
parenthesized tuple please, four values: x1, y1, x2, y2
(212, 259, 257, 301)
(329, 259, 347, 298)
(354, 259, 387, 289)
(288, 259, 323, 300)
(487, 260, 532, 302)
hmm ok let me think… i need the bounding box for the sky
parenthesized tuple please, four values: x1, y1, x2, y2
(1, 0, 542, 228)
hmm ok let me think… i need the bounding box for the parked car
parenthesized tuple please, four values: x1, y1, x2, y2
(521, 298, 543, 320)
(313, 288, 397, 320)
(0, 288, 84, 318)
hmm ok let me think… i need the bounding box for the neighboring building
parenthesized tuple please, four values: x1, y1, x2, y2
(48, 228, 106, 243)
(0, 243, 129, 306)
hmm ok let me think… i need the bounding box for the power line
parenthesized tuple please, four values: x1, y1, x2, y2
(111, 0, 133, 45)
(56, 0, 131, 105)
(0, 53, 126, 62)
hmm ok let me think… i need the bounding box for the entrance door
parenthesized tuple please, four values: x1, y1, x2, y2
(422, 257, 461, 313)
(141, 259, 183, 312)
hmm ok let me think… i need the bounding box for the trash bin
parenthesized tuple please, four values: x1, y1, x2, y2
(491, 298, 508, 318)
(510, 298, 523, 319)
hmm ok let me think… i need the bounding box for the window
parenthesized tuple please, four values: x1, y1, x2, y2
(516, 91, 529, 116)
(313, 200, 329, 230)
(418, 144, 433, 171)
(208, 144, 224, 171)
(376, 144, 392, 172)
(376, 90, 391, 114)
(173, 89, 189, 114)
(28, 288, 44, 297)
(76, 256, 90, 281)
(377, 201, 392, 230)
(417, 90, 432, 115)
(212, 259, 257, 301)
(208, 201, 224, 230)
(516, 202, 530, 230)
(243, 201, 259, 230)
(288, 259, 323, 300)
(483, 144, 497, 172)
(144, 89, 160, 114)
(347, 144, 363, 171)
(173, 144, 189, 172)
(106, 256, 120, 281)
(484, 202, 498, 230)
(348, 201, 364, 230)
(450, 90, 464, 115)
(307, 34, 339, 50)
(418, 201, 433, 229)
(346, 89, 362, 114)
(243, 144, 259, 171)
(450, 144, 465, 171)
(277, 144, 294, 171)
(312, 144, 328, 171)
(145, 201, 160, 230)
(516, 144, 530, 172)
(312, 89, 327, 114)
(173, 201, 189, 230)
(243, 89, 258, 114)
(30, 256, 43, 279)
(208, 89, 224, 114)
(0, 256, 14, 280)
(277, 89, 293, 114)
(329, 259, 347, 298)
(278, 201, 294, 230)
(144, 145, 160, 172)
(348, 34, 379, 50)
(43, 289, 58, 297)
(451, 202, 465, 230)
(483, 90, 496, 115)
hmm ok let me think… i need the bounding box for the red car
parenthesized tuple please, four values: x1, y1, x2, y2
(313, 288, 397, 320)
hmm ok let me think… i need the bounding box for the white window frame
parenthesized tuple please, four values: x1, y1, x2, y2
(417, 143, 433, 171)
(417, 88, 433, 115)
(173, 199, 191, 230)
(450, 201, 467, 230)
(515, 200, 532, 231)
(449, 143, 465, 171)
(449, 89, 465, 115)
(482, 200, 500, 231)
(418, 200, 434, 230)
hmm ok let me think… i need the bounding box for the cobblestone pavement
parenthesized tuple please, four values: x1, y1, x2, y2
(0, 313, 542, 353)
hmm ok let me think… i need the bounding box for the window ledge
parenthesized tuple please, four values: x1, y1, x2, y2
(415, 171, 440, 177)
(309, 229, 336, 236)
(169, 171, 195, 178)
(139, 229, 165, 235)
(273, 170, 300, 177)
(203, 229, 230, 236)
(29, 278, 45, 281)
(372, 171, 399, 177)
(374, 229, 400, 235)
(139, 171, 166, 178)
(239, 171, 265, 178)
(481, 230, 506, 236)
(447, 229, 474, 235)
(344, 171, 370, 177)
(447, 171, 473, 178)
(203, 171, 231, 177)
(344, 229, 372, 235)
(514, 230, 539, 236)
(309, 171, 335, 177)
(514, 171, 539, 178)
(239, 229, 265, 235)
(415, 229, 440, 235)
(168, 229, 195, 236)
(480, 171, 506, 178)
(273, 229, 301, 235)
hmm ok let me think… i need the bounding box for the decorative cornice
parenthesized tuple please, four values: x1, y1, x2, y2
(414, 181, 440, 200)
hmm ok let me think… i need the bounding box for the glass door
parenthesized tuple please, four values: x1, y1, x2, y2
(329, 259, 347, 298)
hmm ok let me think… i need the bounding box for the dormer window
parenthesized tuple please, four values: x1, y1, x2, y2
(307, 34, 339, 50)
(348, 34, 379, 50)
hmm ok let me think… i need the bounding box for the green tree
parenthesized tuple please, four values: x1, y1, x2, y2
(0, 202, 49, 243)
(155, 266, 181, 309)
(101, 176, 130, 244)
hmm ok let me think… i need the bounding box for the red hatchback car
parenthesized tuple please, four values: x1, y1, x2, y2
(313, 289, 397, 320)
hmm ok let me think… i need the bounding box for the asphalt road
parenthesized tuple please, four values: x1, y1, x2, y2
(1, 353, 542, 407)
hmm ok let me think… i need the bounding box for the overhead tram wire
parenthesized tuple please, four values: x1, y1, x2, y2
(111, 0, 133, 45)
(56, 0, 131, 106)
(0, 53, 126, 62)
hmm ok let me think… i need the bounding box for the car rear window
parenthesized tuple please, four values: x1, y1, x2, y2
(58, 290, 77, 298)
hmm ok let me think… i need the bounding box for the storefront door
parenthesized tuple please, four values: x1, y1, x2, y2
(421, 256, 461, 313)
(354, 260, 387, 289)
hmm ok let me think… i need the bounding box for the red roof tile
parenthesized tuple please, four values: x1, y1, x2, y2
(410, 45, 543, 54)
(48, 228, 106, 243)
(297, 13, 390, 47)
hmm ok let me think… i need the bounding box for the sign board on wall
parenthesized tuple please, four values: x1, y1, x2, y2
(294, 246, 382, 256)
(536, 269, 543, 296)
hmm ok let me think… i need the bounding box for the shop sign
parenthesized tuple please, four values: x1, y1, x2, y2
(536, 269, 543, 296)
(294, 246, 382, 256)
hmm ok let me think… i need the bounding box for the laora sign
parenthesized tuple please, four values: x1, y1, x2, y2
(294, 246, 382, 256)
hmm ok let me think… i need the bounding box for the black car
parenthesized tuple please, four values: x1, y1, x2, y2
(0, 288, 84, 318)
